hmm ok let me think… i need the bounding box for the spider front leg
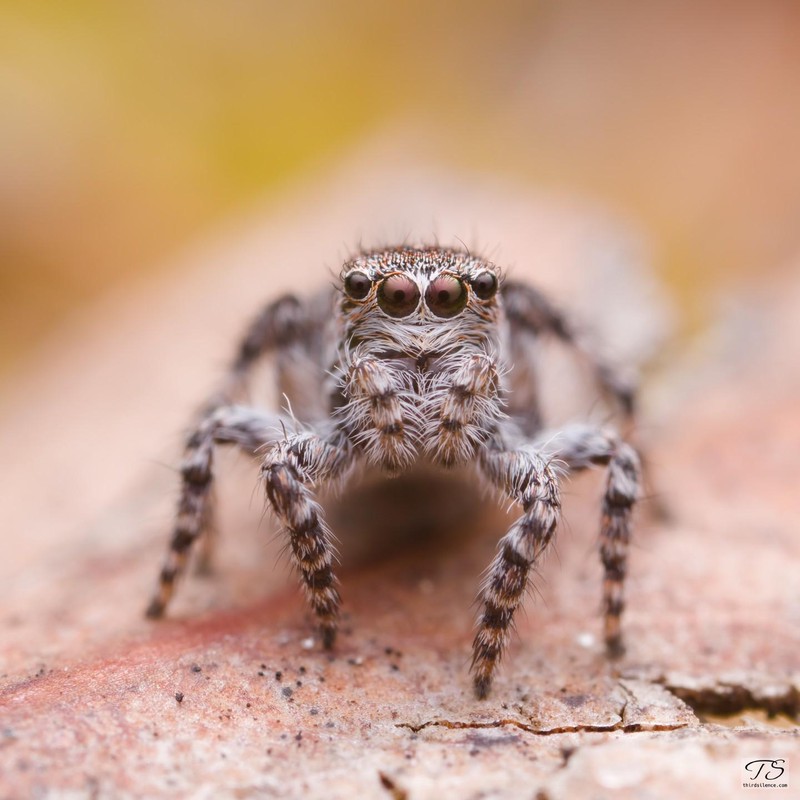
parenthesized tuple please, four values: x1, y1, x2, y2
(342, 356, 417, 472)
(425, 352, 502, 467)
(262, 431, 352, 648)
(537, 424, 641, 657)
(472, 442, 561, 698)
(146, 405, 286, 619)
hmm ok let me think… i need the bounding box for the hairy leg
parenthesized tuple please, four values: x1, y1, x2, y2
(473, 441, 561, 698)
(145, 405, 287, 619)
(425, 352, 502, 467)
(203, 292, 324, 411)
(536, 423, 641, 656)
(339, 356, 416, 473)
(262, 430, 352, 648)
(502, 281, 637, 425)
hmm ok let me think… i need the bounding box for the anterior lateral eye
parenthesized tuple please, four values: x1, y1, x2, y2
(425, 274, 467, 318)
(344, 270, 372, 300)
(377, 274, 420, 317)
(471, 271, 498, 300)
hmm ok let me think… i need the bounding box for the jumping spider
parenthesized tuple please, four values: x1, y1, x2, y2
(146, 246, 640, 698)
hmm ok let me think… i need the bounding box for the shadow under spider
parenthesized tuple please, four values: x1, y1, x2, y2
(324, 466, 499, 569)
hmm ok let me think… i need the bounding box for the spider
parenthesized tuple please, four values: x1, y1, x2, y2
(145, 246, 641, 698)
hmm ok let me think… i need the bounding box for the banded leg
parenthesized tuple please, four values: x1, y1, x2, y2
(599, 441, 640, 656)
(425, 353, 501, 466)
(472, 444, 561, 698)
(536, 423, 641, 657)
(145, 405, 285, 619)
(193, 486, 217, 576)
(203, 293, 315, 411)
(262, 431, 352, 648)
(342, 356, 416, 472)
(502, 280, 637, 423)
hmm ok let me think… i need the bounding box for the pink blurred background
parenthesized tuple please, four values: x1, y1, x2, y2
(2, 0, 800, 379)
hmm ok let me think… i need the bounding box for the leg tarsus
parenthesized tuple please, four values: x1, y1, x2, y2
(605, 633, 625, 660)
(193, 552, 215, 578)
(145, 596, 166, 620)
(321, 625, 336, 650)
(474, 674, 491, 700)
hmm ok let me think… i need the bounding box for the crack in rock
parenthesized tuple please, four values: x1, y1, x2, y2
(658, 676, 800, 719)
(398, 679, 699, 736)
(397, 717, 629, 736)
(619, 678, 699, 730)
(396, 716, 691, 736)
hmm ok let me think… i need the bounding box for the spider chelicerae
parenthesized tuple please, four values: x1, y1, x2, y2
(146, 245, 641, 698)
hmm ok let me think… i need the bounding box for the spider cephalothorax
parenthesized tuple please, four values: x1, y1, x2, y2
(146, 245, 640, 698)
(332, 248, 506, 472)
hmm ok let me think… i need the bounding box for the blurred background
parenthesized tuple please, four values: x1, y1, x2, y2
(2, 0, 800, 380)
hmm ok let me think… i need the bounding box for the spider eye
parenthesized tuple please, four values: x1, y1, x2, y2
(425, 274, 467, 318)
(344, 270, 372, 300)
(377, 274, 420, 318)
(471, 271, 498, 300)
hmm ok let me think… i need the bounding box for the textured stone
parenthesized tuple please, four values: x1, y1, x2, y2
(1, 150, 798, 799)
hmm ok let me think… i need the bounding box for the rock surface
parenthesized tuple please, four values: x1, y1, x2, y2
(1, 153, 797, 798)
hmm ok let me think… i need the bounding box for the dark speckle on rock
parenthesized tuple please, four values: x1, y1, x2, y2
(465, 732, 521, 749)
(562, 694, 588, 708)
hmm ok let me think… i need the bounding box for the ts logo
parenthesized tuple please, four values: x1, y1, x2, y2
(744, 759, 786, 781)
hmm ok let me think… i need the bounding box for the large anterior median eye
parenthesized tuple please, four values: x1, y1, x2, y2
(343, 270, 372, 300)
(377, 273, 420, 317)
(425, 274, 467, 318)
